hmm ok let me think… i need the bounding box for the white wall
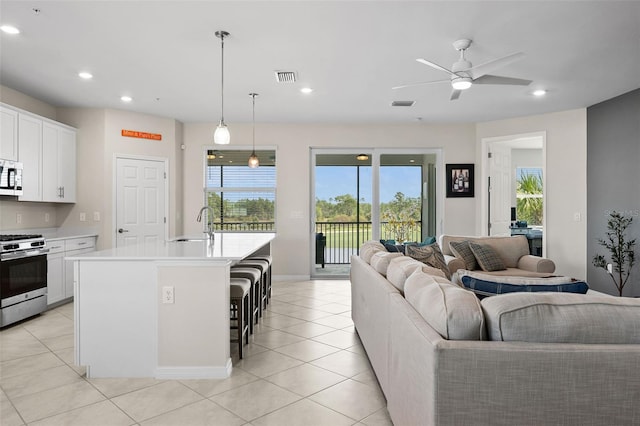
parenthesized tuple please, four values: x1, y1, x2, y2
(0, 85, 57, 120)
(183, 122, 476, 278)
(476, 109, 588, 279)
(55, 108, 183, 249)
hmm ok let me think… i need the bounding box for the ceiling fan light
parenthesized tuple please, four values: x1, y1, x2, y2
(214, 122, 230, 145)
(452, 78, 472, 90)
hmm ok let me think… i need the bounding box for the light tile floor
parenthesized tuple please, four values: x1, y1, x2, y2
(0, 280, 393, 426)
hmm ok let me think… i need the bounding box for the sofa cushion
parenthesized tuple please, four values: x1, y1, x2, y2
(440, 235, 530, 268)
(406, 243, 451, 280)
(360, 240, 386, 263)
(387, 256, 446, 294)
(482, 293, 640, 343)
(469, 242, 506, 272)
(370, 251, 404, 276)
(449, 240, 478, 270)
(404, 269, 484, 340)
(460, 273, 589, 299)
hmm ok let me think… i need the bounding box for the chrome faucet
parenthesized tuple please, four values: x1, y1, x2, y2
(197, 206, 215, 241)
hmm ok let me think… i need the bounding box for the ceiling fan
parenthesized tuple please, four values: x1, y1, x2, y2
(393, 39, 532, 100)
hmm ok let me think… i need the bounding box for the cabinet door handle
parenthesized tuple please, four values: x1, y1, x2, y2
(61, 186, 65, 198)
(77, 242, 87, 246)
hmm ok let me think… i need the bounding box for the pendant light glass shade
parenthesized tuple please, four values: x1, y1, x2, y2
(248, 93, 259, 168)
(214, 30, 230, 145)
(214, 122, 230, 145)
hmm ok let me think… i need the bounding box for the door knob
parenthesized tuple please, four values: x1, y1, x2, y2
(118, 228, 129, 233)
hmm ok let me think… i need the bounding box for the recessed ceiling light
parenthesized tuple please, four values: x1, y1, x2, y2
(120, 95, 133, 102)
(533, 89, 547, 97)
(0, 25, 20, 35)
(78, 72, 93, 80)
(300, 87, 313, 94)
(409, 159, 415, 163)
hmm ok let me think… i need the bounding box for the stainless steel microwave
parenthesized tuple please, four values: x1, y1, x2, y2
(0, 159, 23, 196)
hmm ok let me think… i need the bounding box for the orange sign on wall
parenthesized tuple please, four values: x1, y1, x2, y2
(121, 129, 162, 141)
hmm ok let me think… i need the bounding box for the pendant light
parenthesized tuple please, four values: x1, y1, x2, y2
(248, 93, 260, 168)
(214, 30, 230, 145)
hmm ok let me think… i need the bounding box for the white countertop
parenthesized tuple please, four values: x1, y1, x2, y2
(66, 232, 275, 262)
(2, 227, 99, 241)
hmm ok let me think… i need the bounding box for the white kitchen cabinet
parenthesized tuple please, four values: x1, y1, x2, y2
(17, 113, 43, 201)
(47, 236, 96, 305)
(46, 241, 66, 305)
(0, 106, 18, 160)
(63, 237, 95, 299)
(43, 122, 76, 203)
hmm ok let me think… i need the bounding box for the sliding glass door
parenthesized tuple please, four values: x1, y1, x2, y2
(311, 149, 441, 278)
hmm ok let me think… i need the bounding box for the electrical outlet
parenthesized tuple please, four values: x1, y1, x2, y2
(573, 212, 581, 222)
(79, 212, 86, 222)
(16, 213, 22, 224)
(45, 213, 50, 223)
(162, 286, 175, 304)
(93, 211, 100, 221)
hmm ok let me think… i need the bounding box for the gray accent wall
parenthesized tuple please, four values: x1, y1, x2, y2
(587, 89, 640, 296)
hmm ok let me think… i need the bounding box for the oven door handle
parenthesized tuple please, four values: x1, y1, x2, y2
(0, 249, 49, 261)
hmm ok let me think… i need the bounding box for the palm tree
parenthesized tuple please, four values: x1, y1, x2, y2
(516, 173, 543, 225)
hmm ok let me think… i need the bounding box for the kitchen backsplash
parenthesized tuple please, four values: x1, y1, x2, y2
(0, 199, 59, 230)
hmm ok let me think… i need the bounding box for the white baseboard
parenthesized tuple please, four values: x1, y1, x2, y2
(273, 274, 311, 282)
(155, 359, 232, 379)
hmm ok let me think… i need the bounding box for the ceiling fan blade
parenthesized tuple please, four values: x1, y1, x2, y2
(473, 74, 532, 86)
(450, 89, 462, 101)
(416, 58, 456, 76)
(392, 79, 450, 90)
(468, 52, 525, 79)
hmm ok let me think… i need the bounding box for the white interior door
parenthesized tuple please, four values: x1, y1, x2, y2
(488, 144, 512, 236)
(116, 157, 166, 247)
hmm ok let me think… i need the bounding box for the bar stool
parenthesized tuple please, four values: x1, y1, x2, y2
(230, 267, 261, 333)
(237, 259, 270, 313)
(230, 277, 251, 359)
(248, 255, 272, 304)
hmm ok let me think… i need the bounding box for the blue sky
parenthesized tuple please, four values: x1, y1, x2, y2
(315, 166, 421, 203)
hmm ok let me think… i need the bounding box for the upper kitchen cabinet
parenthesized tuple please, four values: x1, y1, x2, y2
(9, 101, 78, 203)
(0, 106, 18, 160)
(42, 122, 76, 203)
(18, 113, 43, 201)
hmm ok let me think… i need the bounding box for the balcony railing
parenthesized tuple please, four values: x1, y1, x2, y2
(211, 221, 421, 265)
(315, 221, 422, 265)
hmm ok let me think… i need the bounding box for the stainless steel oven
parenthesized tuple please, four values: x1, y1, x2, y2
(0, 234, 48, 327)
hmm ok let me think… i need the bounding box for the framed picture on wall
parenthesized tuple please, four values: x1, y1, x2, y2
(446, 163, 474, 198)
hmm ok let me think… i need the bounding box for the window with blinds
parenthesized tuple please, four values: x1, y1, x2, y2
(205, 149, 276, 232)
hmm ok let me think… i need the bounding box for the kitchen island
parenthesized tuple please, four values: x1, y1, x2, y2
(68, 233, 275, 379)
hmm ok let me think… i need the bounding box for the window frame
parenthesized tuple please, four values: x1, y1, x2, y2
(203, 146, 277, 233)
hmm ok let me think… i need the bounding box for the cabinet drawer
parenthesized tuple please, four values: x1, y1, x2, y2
(65, 237, 95, 251)
(46, 240, 66, 254)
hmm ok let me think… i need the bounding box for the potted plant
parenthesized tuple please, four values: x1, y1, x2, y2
(592, 211, 636, 296)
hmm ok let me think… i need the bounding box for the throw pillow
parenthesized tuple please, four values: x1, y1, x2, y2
(468, 242, 506, 272)
(406, 243, 451, 280)
(384, 243, 406, 254)
(449, 240, 478, 270)
(460, 274, 589, 299)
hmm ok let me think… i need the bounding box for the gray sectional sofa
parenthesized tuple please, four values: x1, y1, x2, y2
(351, 241, 640, 426)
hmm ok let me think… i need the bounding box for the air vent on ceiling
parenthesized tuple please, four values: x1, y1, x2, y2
(275, 71, 297, 83)
(391, 100, 416, 107)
